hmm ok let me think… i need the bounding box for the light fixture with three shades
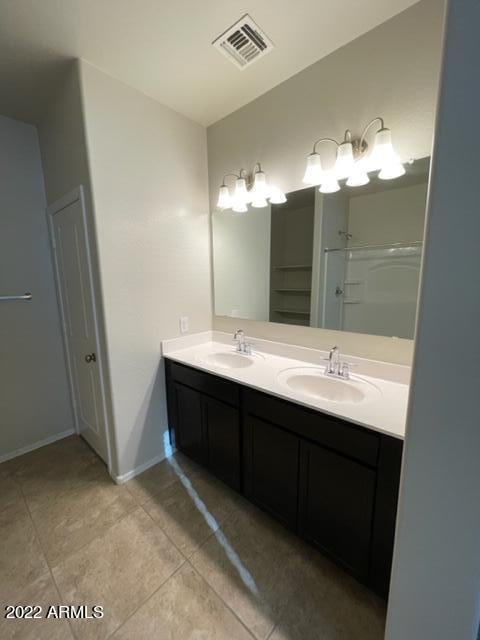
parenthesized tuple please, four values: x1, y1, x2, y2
(216, 164, 287, 213)
(303, 117, 405, 193)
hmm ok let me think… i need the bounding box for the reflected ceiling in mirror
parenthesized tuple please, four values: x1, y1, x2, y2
(212, 157, 430, 339)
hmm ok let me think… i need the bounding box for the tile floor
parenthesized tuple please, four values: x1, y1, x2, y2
(0, 435, 386, 639)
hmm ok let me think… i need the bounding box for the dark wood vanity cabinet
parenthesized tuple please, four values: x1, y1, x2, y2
(203, 396, 241, 492)
(299, 440, 376, 578)
(165, 360, 241, 491)
(243, 415, 300, 530)
(172, 383, 205, 465)
(165, 358, 402, 598)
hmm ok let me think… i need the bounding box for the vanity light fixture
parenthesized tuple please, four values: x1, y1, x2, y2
(303, 117, 405, 192)
(232, 176, 250, 212)
(319, 170, 341, 194)
(368, 123, 405, 180)
(216, 164, 287, 212)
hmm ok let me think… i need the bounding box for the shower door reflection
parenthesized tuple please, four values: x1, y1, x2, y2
(322, 242, 422, 339)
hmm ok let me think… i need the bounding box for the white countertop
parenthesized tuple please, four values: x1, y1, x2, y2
(162, 331, 411, 440)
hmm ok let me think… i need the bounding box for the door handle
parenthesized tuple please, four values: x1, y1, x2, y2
(85, 353, 96, 363)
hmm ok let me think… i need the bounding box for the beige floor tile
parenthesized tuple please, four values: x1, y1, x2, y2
(0, 572, 74, 640)
(143, 470, 243, 558)
(53, 507, 184, 640)
(11, 436, 105, 512)
(31, 473, 137, 567)
(125, 452, 202, 505)
(0, 500, 50, 602)
(268, 549, 386, 640)
(190, 503, 307, 640)
(111, 563, 253, 640)
(0, 474, 23, 514)
(0, 437, 386, 640)
(0, 458, 18, 479)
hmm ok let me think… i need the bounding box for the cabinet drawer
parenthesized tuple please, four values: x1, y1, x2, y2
(168, 361, 240, 407)
(244, 389, 379, 467)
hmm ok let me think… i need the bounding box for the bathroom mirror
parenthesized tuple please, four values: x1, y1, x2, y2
(212, 156, 430, 339)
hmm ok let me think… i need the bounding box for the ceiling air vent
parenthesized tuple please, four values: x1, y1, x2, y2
(212, 14, 274, 70)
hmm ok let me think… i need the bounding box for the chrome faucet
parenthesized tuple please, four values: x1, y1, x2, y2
(233, 329, 253, 355)
(325, 346, 351, 379)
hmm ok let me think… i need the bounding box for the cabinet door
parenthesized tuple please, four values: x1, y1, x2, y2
(299, 441, 376, 579)
(204, 397, 241, 491)
(370, 436, 403, 597)
(173, 382, 205, 464)
(244, 416, 299, 530)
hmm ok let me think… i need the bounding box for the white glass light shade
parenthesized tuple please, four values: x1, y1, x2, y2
(217, 185, 232, 209)
(232, 201, 248, 213)
(371, 128, 405, 180)
(335, 142, 355, 179)
(268, 185, 287, 204)
(378, 155, 405, 180)
(251, 171, 269, 199)
(346, 160, 370, 187)
(303, 153, 323, 185)
(319, 172, 340, 194)
(231, 177, 249, 211)
(251, 195, 268, 208)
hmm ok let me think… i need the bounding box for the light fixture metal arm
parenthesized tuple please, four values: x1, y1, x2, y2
(221, 171, 244, 186)
(312, 137, 339, 154)
(359, 117, 385, 149)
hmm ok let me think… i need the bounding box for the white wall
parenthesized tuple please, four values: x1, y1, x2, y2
(386, 1, 480, 638)
(207, 0, 444, 365)
(0, 114, 73, 460)
(212, 207, 271, 320)
(78, 61, 212, 478)
(38, 62, 118, 473)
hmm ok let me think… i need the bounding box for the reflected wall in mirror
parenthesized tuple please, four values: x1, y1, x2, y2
(212, 157, 430, 339)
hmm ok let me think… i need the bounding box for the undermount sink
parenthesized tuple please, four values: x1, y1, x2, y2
(277, 367, 380, 404)
(199, 351, 255, 370)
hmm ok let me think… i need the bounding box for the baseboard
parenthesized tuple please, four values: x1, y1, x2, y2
(112, 452, 167, 485)
(0, 428, 76, 464)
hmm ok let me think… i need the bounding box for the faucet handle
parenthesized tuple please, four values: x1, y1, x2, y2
(233, 329, 246, 353)
(340, 361, 358, 377)
(243, 341, 255, 355)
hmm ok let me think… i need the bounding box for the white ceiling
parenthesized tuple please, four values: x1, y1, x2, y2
(0, 0, 421, 126)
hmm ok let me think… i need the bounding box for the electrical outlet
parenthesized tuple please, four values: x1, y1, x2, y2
(179, 316, 189, 334)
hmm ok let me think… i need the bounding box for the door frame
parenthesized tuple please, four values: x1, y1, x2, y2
(47, 185, 112, 472)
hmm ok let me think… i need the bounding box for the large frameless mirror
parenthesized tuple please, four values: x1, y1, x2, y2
(212, 156, 430, 339)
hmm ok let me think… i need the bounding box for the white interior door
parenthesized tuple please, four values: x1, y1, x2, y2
(49, 188, 109, 463)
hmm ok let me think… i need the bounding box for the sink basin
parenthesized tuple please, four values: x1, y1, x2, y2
(199, 351, 255, 370)
(277, 367, 380, 404)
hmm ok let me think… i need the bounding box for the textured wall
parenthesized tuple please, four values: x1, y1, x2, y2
(79, 61, 212, 477)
